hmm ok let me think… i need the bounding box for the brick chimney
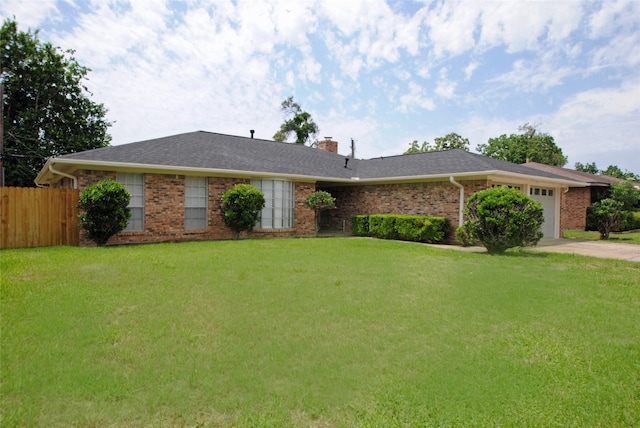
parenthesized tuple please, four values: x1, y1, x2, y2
(318, 137, 338, 153)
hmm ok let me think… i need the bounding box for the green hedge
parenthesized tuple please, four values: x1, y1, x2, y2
(351, 214, 451, 244)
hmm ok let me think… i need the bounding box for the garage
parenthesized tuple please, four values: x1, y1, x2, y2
(529, 187, 557, 238)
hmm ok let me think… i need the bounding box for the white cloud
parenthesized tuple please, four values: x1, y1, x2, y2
(398, 81, 435, 113)
(547, 80, 640, 153)
(464, 61, 479, 80)
(0, 0, 61, 27)
(427, 0, 479, 57)
(435, 67, 456, 99)
(588, 0, 639, 39)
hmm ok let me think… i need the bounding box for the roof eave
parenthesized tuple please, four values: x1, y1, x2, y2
(35, 160, 587, 188)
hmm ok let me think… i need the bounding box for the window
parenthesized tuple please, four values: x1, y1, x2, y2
(117, 173, 144, 231)
(185, 176, 207, 230)
(492, 183, 522, 190)
(250, 179, 294, 229)
(530, 187, 554, 197)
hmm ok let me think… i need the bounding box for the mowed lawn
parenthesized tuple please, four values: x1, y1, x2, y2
(1, 238, 639, 427)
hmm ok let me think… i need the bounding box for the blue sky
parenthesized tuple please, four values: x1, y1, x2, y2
(2, 0, 639, 172)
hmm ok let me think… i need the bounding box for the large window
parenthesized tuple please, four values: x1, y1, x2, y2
(117, 173, 144, 231)
(250, 179, 294, 229)
(185, 176, 208, 230)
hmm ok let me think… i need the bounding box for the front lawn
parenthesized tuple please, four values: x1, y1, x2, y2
(564, 229, 640, 244)
(2, 238, 639, 426)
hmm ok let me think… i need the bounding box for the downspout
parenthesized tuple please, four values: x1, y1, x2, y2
(48, 163, 78, 189)
(449, 176, 464, 226)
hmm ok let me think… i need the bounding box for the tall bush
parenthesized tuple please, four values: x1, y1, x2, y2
(589, 198, 623, 240)
(220, 184, 266, 239)
(462, 186, 544, 254)
(78, 180, 131, 246)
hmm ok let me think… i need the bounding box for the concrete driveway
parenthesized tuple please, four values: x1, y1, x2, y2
(427, 238, 640, 262)
(528, 239, 640, 262)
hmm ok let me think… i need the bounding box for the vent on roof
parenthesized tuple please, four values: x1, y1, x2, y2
(250, 130, 255, 139)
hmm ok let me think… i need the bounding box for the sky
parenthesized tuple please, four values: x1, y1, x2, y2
(2, 0, 639, 173)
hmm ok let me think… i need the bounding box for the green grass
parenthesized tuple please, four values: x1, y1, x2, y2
(2, 238, 639, 427)
(564, 229, 640, 244)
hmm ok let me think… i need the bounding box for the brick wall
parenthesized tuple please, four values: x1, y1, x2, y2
(324, 179, 488, 232)
(560, 187, 590, 232)
(73, 170, 316, 246)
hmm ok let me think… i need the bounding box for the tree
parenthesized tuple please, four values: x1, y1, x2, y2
(610, 181, 640, 212)
(476, 123, 567, 167)
(601, 165, 640, 181)
(575, 162, 599, 174)
(1, 19, 112, 187)
(78, 180, 131, 246)
(589, 198, 623, 240)
(220, 184, 266, 239)
(273, 96, 319, 145)
(404, 132, 470, 154)
(432, 132, 470, 151)
(461, 186, 544, 254)
(306, 190, 336, 234)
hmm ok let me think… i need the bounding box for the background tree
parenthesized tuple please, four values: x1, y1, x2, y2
(461, 186, 544, 254)
(1, 19, 112, 187)
(273, 96, 319, 145)
(476, 123, 567, 167)
(220, 184, 266, 240)
(78, 180, 130, 246)
(404, 132, 470, 154)
(575, 162, 599, 174)
(610, 181, 640, 212)
(601, 165, 640, 181)
(306, 190, 336, 234)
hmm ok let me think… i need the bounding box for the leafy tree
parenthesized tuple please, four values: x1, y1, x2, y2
(601, 165, 640, 181)
(462, 186, 544, 254)
(610, 181, 640, 211)
(78, 180, 131, 246)
(405, 140, 429, 154)
(273, 96, 319, 145)
(1, 19, 112, 187)
(575, 162, 599, 174)
(220, 184, 266, 239)
(404, 132, 470, 154)
(432, 132, 470, 151)
(476, 123, 567, 167)
(306, 190, 336, 233)
(589, 198, 623, 240)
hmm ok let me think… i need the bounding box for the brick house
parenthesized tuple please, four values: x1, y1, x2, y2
(35, 131, 585, 246)
(523, 161, 632, 231)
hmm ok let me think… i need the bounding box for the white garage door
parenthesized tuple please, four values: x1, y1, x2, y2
(529, 187, 556, 238)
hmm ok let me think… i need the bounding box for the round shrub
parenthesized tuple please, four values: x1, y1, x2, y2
(462, 186, 544, 254)
(220, 184, 266, 239)
(78, 179, 131, 246)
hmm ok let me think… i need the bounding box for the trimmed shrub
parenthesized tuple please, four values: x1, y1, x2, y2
(351, 215, 370, 236)
(369, 215, 398, 240)
(455, 224, 475, 247)
(78, 179, 131, 246)
(351, 214, 451, 244)
(220, 184, 266, 239)
(462, 186, 544, 254)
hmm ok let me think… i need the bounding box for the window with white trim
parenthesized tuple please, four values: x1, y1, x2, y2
(185, 176, 208, 230)
(117, 173, 144, 231)
(250, 179, 294, 229)
(492, 183, 522, 190)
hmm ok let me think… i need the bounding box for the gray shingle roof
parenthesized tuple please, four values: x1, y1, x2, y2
(54, 131, 578, 183)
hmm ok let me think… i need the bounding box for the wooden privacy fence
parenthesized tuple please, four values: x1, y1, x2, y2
(1, 187, 80, 248)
